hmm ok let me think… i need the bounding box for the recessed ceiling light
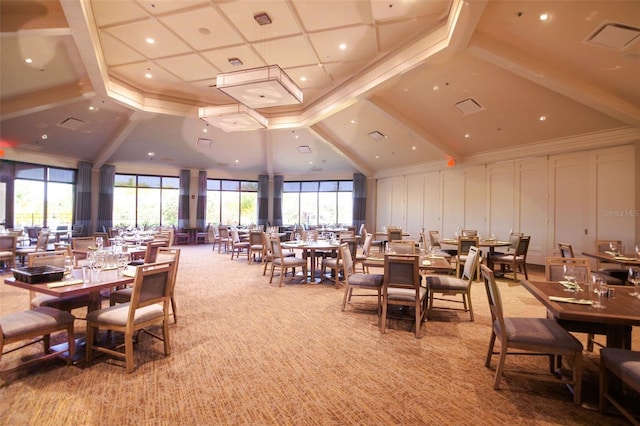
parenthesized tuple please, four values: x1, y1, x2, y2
(375, 155, 379, 159)
(339, 43, 347, 50)
(539, 13, 549, 21)
(308, 161, 313, 165)
(25, 58, 33, 64)
(539, 115, 546, 121)
(464, 133, 471, 138)
(146, 37, 155, 44)
(235, 159, 239, 163)
(300, 76, 307, 82)
(203, 128, 208, 133)
(433, 84, 439, 91)
(89, 106, 96, 111)
(411, 146, 416, 150)
(350, 120, 355, 124)
(198, 27, 211, 35)
(41, 134, 48, 140)
(145, 73, 152, 79)
(148, 152, 154, 156)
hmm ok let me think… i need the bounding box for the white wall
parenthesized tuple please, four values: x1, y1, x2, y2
(374, 144, 637, 265)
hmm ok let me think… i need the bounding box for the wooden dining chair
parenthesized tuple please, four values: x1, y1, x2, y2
(340, 242, 383, 316)
(268, 237, 307, 287)
(489, 235, 530, 280)
(599, 348, 640, 424)
(389, 240, 417, 255)
(86, 261, 175, 373)
(0, 235, 17, 271)
(454, 236, 479, 277)
(481, 265, 583, 404)
(381, 254, 426, 338)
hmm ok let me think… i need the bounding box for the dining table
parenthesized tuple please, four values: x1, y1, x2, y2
(281, 240, 341, 283)
(520, 280, 640, 349)
(581, 251, 640, 267)
(361, 252, 452, 274)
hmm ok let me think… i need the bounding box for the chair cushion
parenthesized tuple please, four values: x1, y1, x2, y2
(0, 250, 14, 257)
(496, 317, 582, 351)
(490, 254, 524, 262)
(274, 257, 306, 267)
(348, 273, 383, 288)
(323, 258, 341, 267)
(601, 348, 640, 393)
(387, 287, 427, 302)
(31, 294, 91, 310)
(426, 275, 467, 291)
(86, 303, 164, 326)
(1, 307, 75, 339)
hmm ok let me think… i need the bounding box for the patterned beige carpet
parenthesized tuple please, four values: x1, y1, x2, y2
(0, 244, 635, 425)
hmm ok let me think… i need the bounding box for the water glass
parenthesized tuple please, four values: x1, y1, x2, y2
(96, 236, 104, 250)
(628, 267, 640, 297)
(63, 256, 74, 280)
(592, 277, 607, 309)
(563, 264, 576, 293)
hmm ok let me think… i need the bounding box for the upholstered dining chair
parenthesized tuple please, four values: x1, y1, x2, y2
(340, 242, 383, 315)
(481, 265, 583, 404)
(454, 236, 479, 277)
(248, 231, 265, 264)
(172, 226, 189, 245)
(461, 229, 478, 237)
(355, 232, 373, 273)
(428, 230, 457, 256)
(426, 245, 479, 321)
(195, 224, 210, 244)
(1, 306, 75, 375)
(110, 248, 181, 324)
(0, 235, 17, 271)
(217, 226, 231, 253)
(27, 251, 91, 314)
(16, 231, 50, 266)
(599, 348, 640, 424)
(389, 240, 416, 255)
(381, 254, 426, 338)
(488, 235, 530, 280)
(321, 240, 355, 288)
(229, 228, 250, 261)
(86, 261, 175, 373)
(268, 237, 307, 287)
(71, 236, 96, 264)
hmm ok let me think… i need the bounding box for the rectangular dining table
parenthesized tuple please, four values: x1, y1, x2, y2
(520, 280, 640, 349)
(5, 267, 134, 312)
(581, 251, 640, 267)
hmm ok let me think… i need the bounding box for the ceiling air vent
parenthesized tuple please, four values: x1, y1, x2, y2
(585, 22, 640, 51)
(57, 117, 86, 130)
(196, 138, 212, 148)
(297, 145, 312, 153)
(454, 98, 484, 116)
(368, 130, 387, 140)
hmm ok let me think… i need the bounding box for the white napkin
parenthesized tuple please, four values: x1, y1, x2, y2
(549, 296, 592, 305)
(46, 279, 84, 288)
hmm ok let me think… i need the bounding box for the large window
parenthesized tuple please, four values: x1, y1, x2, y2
(207, 179, 257, 225)
(14, 163, 75, 228)
(113, 174, 179, 228)
(282, 180, 353, 226)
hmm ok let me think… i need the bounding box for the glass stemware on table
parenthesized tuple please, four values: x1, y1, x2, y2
(63, 255, 74, 281)
(591, 276, 608, 309)
(562, 264, 577, 294)
(628, 267, 640, 298)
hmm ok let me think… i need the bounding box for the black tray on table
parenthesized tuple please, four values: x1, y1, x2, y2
(11, 266, 65, 284)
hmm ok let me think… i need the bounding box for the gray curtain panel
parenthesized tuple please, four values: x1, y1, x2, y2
(178, 169, 190, 229)
(273, 175, 283, 226)
(0, 161, 15, 228)
(258, 174, 269, 227)
(74, 161, 92, 236)
(196, 170, 206, 230)
(97, 164, 115, 233)
(352, 172, 366, 231)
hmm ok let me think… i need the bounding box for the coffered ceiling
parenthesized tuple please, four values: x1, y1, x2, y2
(1, 0, 639, 179)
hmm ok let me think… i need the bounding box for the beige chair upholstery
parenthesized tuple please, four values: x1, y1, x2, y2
(340, 242, 383, 315)
(172, 226, 189, 245)
(462, 229, 477, 236)
(268, 237, 307, 287)
(86, 261, 175, 373)
(248, 231, 265, 264)
(489, 235, 530, 280)
(321, 240, 355, 288)
(454, 236, 479, 278)
(16, 231, 50, 266)
(71, 236, 96, 263)
(0, 235, 17, 270)
(426, 246, 480, 321)
(381, 254, 426, 338)
(389, 240, 416, 255)
(195, 224, 210, 244)
(229, 228, 250, 260)
(143, 240, 169, 263)
(1, 306, 75, 375)
(355, 232, 373, 273)
(481, 265, 583, 404)
(216, 226, 231, 253)
(27, 251, 91, 313)
(428, 230, 457, 256)
(599, 348, 640, 425)
(110, 248, 181, 323)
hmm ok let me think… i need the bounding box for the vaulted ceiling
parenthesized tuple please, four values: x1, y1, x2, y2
(1, 0, 639, 179)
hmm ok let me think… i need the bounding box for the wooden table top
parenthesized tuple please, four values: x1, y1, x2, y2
(582, 251, 640, 267)
(362, 253, 451, 272)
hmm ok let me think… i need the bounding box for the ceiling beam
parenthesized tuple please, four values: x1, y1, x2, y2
(468, 33, 640, 128)
(309, 123, 373, 177)
(365, 97, 462, 161)
(93, 110, 141, 169)
(0, 85, 95, 120)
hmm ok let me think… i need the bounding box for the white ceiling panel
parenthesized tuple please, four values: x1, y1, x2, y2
(218, 0, 301, 42)
(293, 0, 372, 32)
(253, 35, 317, 68)
(201, 45, 267, 73)
(104, 20, 193, 59)
(155, 54, 219, 82)
(309, 26, 377, 64)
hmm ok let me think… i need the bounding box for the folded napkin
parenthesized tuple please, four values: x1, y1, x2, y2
(549, 296, 592, 305)
(605, 251, 618, 256)
(365, 257, 382, 262)
(422, 260, 432, 266)
(559, 281, 582, 291)
(614, 256, 636, 261)
(121, 269, 136, 278)
(46, 279, 84, 288)
(103, 266, 118, 271)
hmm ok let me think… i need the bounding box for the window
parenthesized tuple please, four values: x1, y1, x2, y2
(14, 163, 75, 228)
(282, 180, 353, 226)
(113, 174, 178, 227)
(207, 179, 257, 225)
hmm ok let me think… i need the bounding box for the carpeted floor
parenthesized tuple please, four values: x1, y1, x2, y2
(0, 244, 635, 425)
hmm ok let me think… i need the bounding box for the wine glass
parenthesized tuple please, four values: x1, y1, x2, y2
(562, 264, 576, 293)
(93, 252, 104, 282)
(96, 236, 104, 250)
(628, 267, 640, 297)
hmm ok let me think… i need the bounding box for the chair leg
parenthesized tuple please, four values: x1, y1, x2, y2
(485, 333, 496, 367)
(341, 286, 350, 311)
(66, 323, 75, 365)
(573, 351, 582, 404)
(170, 296, 177, 323)
(85, 325, 95, 365)
(380, 297, 388, 334)
(125, 332, 134, 373)
(493, 345, 508, 389)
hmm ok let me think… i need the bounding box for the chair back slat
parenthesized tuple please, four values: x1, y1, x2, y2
(481, 265, 506, 339)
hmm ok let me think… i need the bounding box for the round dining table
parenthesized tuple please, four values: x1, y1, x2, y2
(281, 240, 341, 283)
